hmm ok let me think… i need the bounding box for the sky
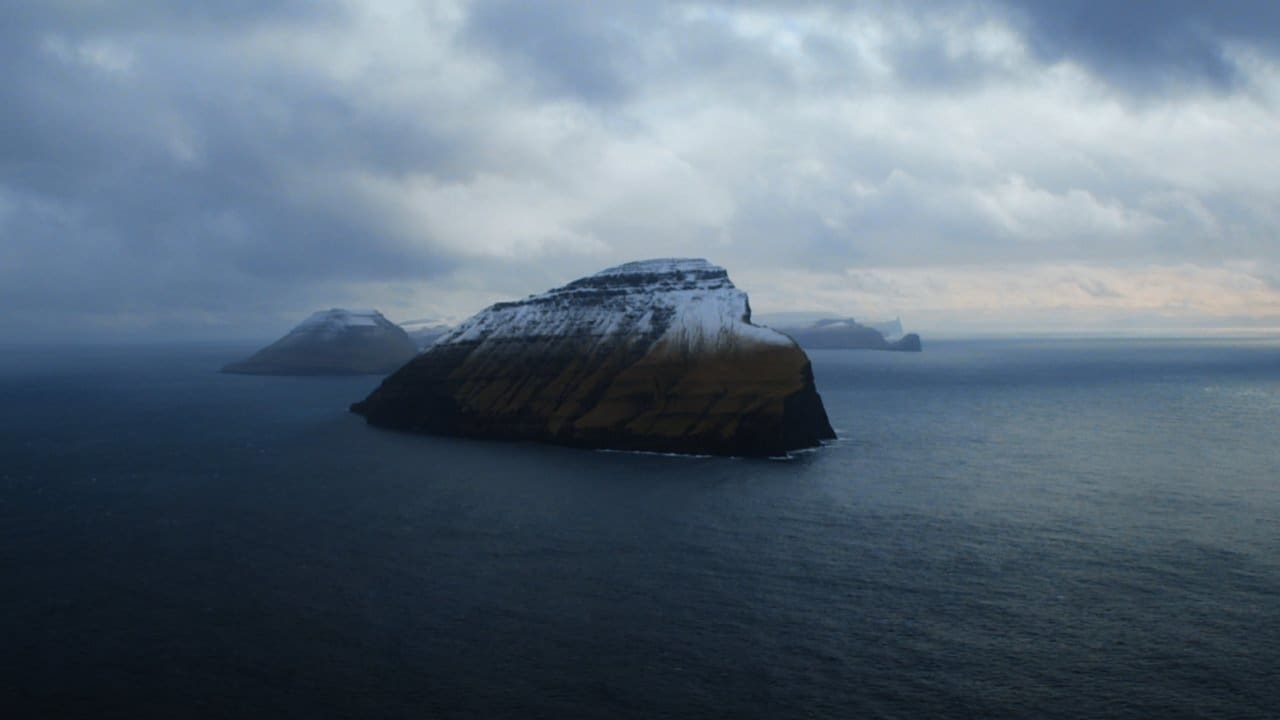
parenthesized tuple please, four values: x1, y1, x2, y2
(4, 0, 1280, 341)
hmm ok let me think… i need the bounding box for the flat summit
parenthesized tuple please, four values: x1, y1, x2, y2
(222, 309, 417, 376)
(351, 259, 836, 456)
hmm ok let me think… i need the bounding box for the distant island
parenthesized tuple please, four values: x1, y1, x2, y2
(222, 309, 418, 375)
(351, 259, 836, 457)
(771, 317, 922, 352)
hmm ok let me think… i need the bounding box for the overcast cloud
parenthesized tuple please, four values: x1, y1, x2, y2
(3, 0, 1280, 340)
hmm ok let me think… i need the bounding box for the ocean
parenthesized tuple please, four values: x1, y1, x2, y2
(2, 339, 1278, 718)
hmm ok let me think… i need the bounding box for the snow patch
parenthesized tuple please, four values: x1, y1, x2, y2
(437, 259, 793, 354)
(289, 308, 387, 339)
(590, 258, 718, 277)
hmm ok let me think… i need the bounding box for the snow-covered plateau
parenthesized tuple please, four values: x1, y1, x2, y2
(440, 258, 791, 355)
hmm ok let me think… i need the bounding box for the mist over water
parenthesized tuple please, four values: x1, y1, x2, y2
(3, 340, 1278, 718)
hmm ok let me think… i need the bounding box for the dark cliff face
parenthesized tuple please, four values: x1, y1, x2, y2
(350, 259, 836, 457)
(222, 309, 418, 376)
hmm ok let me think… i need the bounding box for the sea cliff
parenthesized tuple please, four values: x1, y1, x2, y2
(351, 259, 835, 456)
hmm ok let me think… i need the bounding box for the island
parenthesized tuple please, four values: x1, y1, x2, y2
(351, 259, 836, 457)
(222, 308, 418, 375)
(772, 318, 922, 352)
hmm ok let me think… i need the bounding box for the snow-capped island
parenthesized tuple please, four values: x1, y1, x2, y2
(222, 309, 418, 375)
(351, 259, 836, 457)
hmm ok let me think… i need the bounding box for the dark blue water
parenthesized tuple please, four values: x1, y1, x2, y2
(3, 339, 1279, 718)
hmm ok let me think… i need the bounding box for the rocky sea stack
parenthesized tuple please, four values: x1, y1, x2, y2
(222, 309, 417, 375)
(351, 259, 836, 457)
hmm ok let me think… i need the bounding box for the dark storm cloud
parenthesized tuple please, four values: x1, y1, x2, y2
(4, 0, 335, 34)
(463, 0, 1280, 100)
(0, 2, 459, 337)
(463, 0, 658, 102)
(996, 0, 1280, 91)
(2, 1, 1278, 339)
(462, 1, 885, 103)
